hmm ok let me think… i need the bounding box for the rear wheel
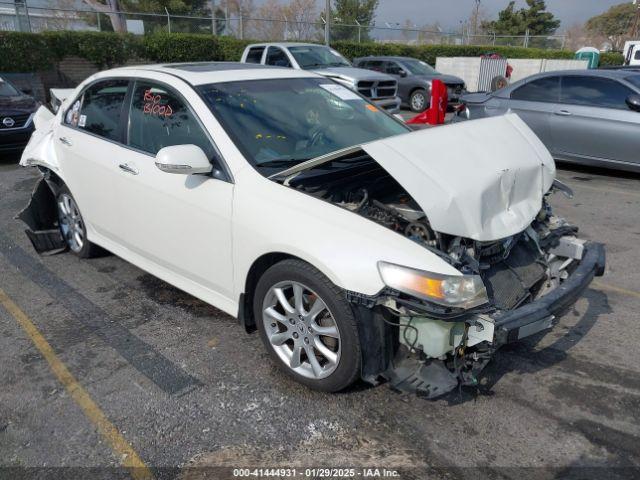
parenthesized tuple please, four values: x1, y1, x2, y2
(254, 259, 361, 392)
(56, 185, 100, 258)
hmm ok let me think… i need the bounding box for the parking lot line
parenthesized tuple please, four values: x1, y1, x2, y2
(557, 180, 640, 199)
(0, 288, 154, 480)
(592, 281, 640, 300)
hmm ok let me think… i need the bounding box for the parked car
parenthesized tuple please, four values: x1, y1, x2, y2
(240, 42, 401, 113)
(19, 63, 604, 397)
(0, 76, 39, 154)
(457, 69, 640, 173)
(353, 56, 466, 112)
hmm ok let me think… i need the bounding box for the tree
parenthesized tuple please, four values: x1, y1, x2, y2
(586, 2, 637, 51)
(330, 0, 379, 42)
(482, 0, 560, 36)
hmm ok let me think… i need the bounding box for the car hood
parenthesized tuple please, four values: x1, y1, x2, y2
(276, 114, 555, 242)
(313, 66, 395, 82)
(413, 73, 465, 85)
(0, 94, 37, 112)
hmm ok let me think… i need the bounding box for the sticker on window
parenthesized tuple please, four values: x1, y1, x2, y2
(78, 114, 86, 127)
(66, 100, 81, 126)
(319, 84, 361, 101)
(143, 89, 173, 117)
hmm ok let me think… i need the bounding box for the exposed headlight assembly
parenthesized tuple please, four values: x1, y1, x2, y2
(377, 261, 488, 309)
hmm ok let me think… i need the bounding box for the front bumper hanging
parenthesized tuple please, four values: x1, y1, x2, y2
(493, 242, 606, 345)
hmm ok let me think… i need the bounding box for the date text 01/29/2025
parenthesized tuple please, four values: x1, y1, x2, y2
(232, 468, 401, 477)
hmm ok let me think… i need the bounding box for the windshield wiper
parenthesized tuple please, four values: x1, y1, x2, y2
(256, 158, 309, 168)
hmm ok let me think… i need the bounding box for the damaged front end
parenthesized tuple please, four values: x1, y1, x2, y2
(280, 115, 605, 398)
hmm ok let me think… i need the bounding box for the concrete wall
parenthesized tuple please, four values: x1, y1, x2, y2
(436, 57, 590, 92)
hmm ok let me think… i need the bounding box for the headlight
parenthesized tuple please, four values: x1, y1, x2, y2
(377, 261, 488, 309)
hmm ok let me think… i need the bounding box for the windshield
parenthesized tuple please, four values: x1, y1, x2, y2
(0, 78, 20, 97)
(625, 75, 640, 89)
(288, 46, 351, 69)
(198, 78, 408, 172)
(402, 59, 438, 76)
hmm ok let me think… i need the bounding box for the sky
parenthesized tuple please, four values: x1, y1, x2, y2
(372, 0, 625, 31)
(301, 0, 627, 32)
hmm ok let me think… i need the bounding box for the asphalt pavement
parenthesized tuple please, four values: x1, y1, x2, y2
(1, 149, 639, 480)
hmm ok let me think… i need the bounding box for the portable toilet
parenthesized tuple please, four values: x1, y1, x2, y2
(575, 47, 600, 69)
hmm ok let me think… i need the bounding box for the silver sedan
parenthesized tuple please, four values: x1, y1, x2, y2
(458, 69, 640, 173)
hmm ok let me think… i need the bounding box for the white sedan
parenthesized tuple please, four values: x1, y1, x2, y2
(19, 63, 605, 396)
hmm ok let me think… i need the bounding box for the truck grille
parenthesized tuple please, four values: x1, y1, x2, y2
(0, 113, 31, 129)
(357, 80, 397, 99)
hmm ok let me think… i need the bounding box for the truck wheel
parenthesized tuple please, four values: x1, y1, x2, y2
(409, 89, 428, 112)
(56, 185, 101, 258)
(254, 259, 361, 392)
(491, 75, 508, 92)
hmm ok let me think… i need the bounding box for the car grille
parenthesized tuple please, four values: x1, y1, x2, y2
(480, 241, 546, 310)
(357, 80, 397, 99)
(445, 83, 464, 97)
(0, 113, 31, 129)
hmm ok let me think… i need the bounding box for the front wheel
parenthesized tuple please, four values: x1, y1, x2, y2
(254, 259, 361, 392)
(56, 185, 100, 258)
(409, 89, 428, 112)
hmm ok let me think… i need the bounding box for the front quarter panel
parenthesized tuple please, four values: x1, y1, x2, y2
(232, 167, 461, 299)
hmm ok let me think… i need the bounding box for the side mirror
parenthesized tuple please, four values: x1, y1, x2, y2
(399, 69, 407, 78)
(155, 144, 212, 175)
(626, 94, 640, 112)
(22, 88, 33, 96)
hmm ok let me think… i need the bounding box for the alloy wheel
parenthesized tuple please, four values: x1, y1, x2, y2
(57, 193, 85, 253)
(262, 281, 341, 380)
(411, 92, 426, 111)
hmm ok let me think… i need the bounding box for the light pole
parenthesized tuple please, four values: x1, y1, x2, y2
(474, 0, 481, 35)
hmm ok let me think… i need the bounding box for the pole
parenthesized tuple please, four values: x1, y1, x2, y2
(239, 14, 243, 39)
(210, 0, 216, 35)
(96, 12, 101, 31)
(355, 19, 361, 43)
(165, 7, 171, 33)
(324, 0, 330, 45)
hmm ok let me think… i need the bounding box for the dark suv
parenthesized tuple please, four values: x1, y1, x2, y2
(0, 76, 38, 154)
(354, 56, 466, 112)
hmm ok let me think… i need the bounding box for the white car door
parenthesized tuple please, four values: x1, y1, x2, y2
(116, 79, 235, 306)
(55, 78, 132, 242)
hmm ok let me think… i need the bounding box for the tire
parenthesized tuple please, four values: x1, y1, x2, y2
(254, 259, 361, 392)
(409, 88, 428, 112)
(490, 75, 508, 92)
(56, 185, 101, 258)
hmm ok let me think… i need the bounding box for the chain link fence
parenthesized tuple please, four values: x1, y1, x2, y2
(0, 2, 566, 49)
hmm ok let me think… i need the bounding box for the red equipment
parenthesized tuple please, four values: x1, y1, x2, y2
(407, 79, 448, 126)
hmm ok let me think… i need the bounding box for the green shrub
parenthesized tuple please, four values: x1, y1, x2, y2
(0, 32, 52, 71)
(0, 31, 625, 73)
(600, 51, 625, 66)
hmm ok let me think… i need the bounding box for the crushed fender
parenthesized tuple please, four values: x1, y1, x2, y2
(16, 177, 66, 255)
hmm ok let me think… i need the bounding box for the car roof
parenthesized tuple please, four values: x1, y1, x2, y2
(354, 56, 417, 62)
(529, 68, 639, 80)
(104, 62, 320, 85)
(245, 42, 324, 48)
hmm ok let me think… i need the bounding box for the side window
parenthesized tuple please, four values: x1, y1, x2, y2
(65, 79, 128, 141)
(265, 47, 291, 67)
(246, 46, 265, 64)
(367, 61, 384, 72)
(384, 61, 402, 75)
(127, 81, 215, 161)
(511, 76, 560, 103)
(561, 76, 634, 109)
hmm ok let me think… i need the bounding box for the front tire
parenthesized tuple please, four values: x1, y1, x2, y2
(409, 89, 428, 112)
(56, 185, 100, 258)
(254, 259, 361, 392)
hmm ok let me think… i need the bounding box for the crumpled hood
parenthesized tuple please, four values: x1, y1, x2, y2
(362, 114, 556, 241)
(313, 66, 395, 83)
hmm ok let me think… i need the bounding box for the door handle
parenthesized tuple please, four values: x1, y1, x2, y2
(554, 110, 572, 116)
(119, 163, 138, 175)
(59, 137, 72, 146)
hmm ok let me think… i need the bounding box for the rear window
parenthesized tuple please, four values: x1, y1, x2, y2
(511, 76, 560, 102)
